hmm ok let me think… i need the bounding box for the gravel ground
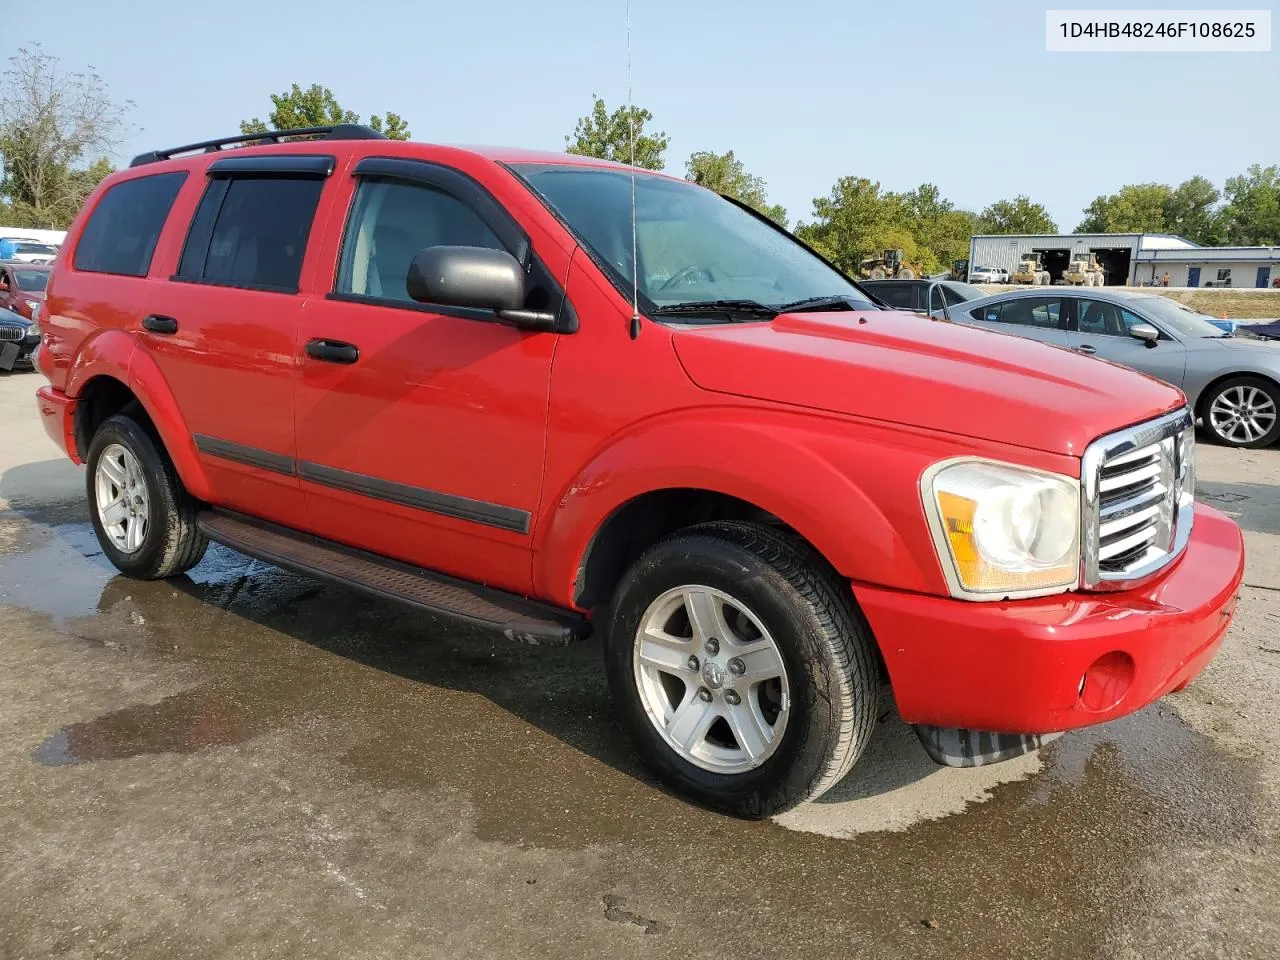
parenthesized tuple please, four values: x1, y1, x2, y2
(0, 369, 1277, 959)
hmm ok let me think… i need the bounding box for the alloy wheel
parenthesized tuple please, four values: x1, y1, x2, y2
(1209, 385, 1278, 445)
(94, 442, 150, 553)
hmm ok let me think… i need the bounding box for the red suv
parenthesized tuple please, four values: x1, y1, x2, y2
(34, 125, 1244, 817)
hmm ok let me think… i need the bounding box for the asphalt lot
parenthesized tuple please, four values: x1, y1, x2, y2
(1, 369, 1278, 960)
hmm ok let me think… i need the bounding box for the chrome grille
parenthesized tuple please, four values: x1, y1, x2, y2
(1082, 408, 1195, 587)
(0, 324, 25, 343)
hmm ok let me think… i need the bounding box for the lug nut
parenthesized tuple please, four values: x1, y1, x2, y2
(687, 655, 700, 671)
(698, 687, 713, 703)
(724, 690, 741, 706)
(727, 657, 745, 676)
(705, 638, 720, 656)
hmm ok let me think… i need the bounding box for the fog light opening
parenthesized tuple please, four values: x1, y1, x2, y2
(1078, 651, 1135, 712)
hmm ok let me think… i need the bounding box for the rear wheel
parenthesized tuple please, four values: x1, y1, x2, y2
(604, 522, 880, 818)
(86, 414, 209, 578)
(1202, 377, 1280, 448)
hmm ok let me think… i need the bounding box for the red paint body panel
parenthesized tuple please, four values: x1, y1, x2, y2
(36, 136, 1248, 745)
(858, 504, 1244, 733)
(36, 385, 78, 463)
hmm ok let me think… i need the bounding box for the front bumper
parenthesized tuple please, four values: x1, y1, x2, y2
(855, 504, 1244, 735)
(36, 384, 80, 464)
(0, 333, 40, 371)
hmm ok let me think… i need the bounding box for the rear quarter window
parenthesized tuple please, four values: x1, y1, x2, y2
(72, 172, 187, 277)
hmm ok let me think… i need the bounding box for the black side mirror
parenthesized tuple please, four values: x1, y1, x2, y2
(407, 245, 559, 332)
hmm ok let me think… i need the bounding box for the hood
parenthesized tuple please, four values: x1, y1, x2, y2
(671, 311, 1185, 457)
(0, 309, 33, 328)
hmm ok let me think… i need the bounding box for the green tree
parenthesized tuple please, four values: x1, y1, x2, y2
(564, 95, 668, 170)
(1076, 183, 1172, 233)
(685, 149, 786, 225)
(794, 176, 910, 274)
(978, 195, 1058, 234)
(1162, 175, 1223, 244)
(0, 44, 126, 228)
(1221, 164, 1280, 245)
(241, 83, 410, 140)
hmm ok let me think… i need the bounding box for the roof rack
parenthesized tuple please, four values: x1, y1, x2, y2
(129, 123, 387, 168)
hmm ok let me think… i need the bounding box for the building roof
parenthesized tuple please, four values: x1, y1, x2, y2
(1135, 246, 1280, 263)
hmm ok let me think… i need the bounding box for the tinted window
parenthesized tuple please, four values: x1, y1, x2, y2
(14, 269, 48, 292)
(179, 177, 323, 292)
(976, 297, 1065, 329)
(867, 283, 918, 310)
(73, 172, 186, 276)
(336, 179, 504, 302)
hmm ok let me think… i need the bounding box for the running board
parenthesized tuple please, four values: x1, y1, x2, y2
(195, 509, 589, 646)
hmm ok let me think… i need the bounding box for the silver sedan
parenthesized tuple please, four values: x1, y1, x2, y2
(942, 287, 1280, 448)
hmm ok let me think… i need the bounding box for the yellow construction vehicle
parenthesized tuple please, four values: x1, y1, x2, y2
(859, 248, 925, 281)
(1013, 253, 1051, 285)
(949, 258, 969, 282)
(1065, 253, 1105, 286)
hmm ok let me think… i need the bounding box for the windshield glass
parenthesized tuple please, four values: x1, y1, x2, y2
(13, 269, 48, 292)
(1135, 295, 1230, 337)
(13, 243, 56, 256)
(512, 164, 876, 317)
(944, 281, 988, 302)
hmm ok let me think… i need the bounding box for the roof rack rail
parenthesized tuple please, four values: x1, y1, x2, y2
(129, 123, 387, 168)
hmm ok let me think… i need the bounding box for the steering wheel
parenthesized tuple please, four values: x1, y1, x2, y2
(659, 265, 716, 292)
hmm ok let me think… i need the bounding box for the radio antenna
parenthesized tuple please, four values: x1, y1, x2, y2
(626, 0, 641, 339)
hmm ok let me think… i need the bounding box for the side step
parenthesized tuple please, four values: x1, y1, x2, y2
(195, 509, 589, 646)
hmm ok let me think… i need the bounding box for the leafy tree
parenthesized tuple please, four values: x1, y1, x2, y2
(241, 83, 410, 140)
(1076, 183, 1173, 233)
(979, 195, 1058, 234)
(794, 176, 900, 275)
(1221, 164, 1280, 245)
(564, 95, 668, 170)
(0, 44, 126, 228)
(1162, 175, 1223, 244)
(685, 150, 786, 225)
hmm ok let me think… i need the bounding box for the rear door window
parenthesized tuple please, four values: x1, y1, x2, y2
(73, 172, 187, 277)
(869, 284, 918, 310)
(177, 176, 325, 292)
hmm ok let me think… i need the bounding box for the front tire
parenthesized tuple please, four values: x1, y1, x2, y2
(604, 522, 880, 818)
(86, 413, 209, 579)
(1202, 377, 1280, 448)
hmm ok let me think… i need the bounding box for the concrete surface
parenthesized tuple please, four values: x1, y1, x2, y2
(0, 369, 1277, 959)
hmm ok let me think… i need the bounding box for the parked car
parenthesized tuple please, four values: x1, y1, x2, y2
(0, 238, 59, 263)
(34, 125, 1244, 817)
(968, 265, 1006, 283)
(0, 261, 50, 320)
(860, 278, 987, 314)
(953, 287, 1280, 448)
(0, 304, 40, 372)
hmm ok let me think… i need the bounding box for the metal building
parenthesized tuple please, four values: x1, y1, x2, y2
(967, 233, 1197, 286)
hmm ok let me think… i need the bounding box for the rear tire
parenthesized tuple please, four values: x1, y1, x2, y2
(1200, 377, 1280, 449)
(85, 414, 209, 579)
(604, 521, 880, 818)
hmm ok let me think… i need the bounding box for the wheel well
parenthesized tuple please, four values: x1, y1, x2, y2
(74, 376, 153, 457)
(574, 489, 794, 609)
(1195, 371, 1280, 418)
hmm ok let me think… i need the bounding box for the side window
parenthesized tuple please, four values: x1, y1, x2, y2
(73, 172, 187, 277)
(942, 285, 970, 306)
(1119, 307, 1158, 337)
(177, 176, 324, 292)
(336, 179, 504, 302)
(1000, 297, 1064, 329)
(1076, 299, 1127, 337)
(871, 284, 916, 310)
(971, 301, 1002, 323)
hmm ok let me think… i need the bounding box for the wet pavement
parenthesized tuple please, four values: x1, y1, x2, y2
(1, 373, 1278, 959)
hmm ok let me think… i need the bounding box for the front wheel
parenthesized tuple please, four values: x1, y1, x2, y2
(86, 413, 209, 578)
(1203, 377, 1280, 448)
(604, 522, 880, 818)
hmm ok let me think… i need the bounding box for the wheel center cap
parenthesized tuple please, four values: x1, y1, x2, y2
(702, 661, 726, 690)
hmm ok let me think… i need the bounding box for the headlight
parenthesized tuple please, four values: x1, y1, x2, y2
(922, 459, 1080, 600)
(25, 299, 38, 312)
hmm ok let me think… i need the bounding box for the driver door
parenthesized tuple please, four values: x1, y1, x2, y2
(1061, 297, 1187, 390)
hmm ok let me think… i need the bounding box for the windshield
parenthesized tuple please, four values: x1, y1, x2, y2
(512, 164, 876, 317)
(944, 281, 988, 302)
(13, 269, 47, 292)
(1135, 295, 1231, 337)
(13, 243, 57, 256)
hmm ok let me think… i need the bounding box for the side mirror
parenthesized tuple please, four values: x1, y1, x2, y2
(407, 245, 558, 332)
(1129, 322, 1160, 346)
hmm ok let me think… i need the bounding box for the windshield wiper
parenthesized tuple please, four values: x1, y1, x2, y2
(776, 295, 871, 313)
(650, 299, 779, 317)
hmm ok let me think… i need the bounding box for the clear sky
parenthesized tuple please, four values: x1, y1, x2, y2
(13, 0, 1277, 230)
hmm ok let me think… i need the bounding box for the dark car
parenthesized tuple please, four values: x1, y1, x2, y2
(0, 305, 40, 371)
(859, 278, 988, 315)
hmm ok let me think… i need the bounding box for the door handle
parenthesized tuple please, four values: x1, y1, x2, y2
(305, 338, 359, 364)
(142, 314, 179, 335)
(1076, 344, 1097, 354)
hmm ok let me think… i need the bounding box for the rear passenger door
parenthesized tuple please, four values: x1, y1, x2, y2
(142, 155, 334, 527)
(965, 295, 1069, 348)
